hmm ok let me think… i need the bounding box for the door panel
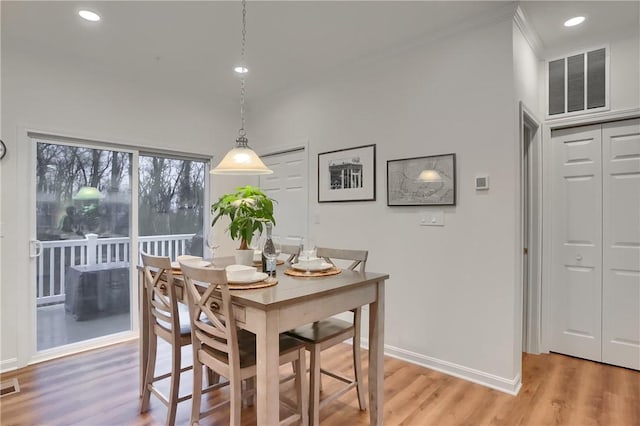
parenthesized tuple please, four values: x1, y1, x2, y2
(602, 118, 640, 369)
(34, 141, 133, 351)
(260, 148, 308, 244)
(550, 125, 602, 361)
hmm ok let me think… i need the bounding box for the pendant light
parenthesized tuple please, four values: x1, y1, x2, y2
(211, 0, 272, 175)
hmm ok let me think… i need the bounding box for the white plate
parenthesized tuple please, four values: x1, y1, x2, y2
(171, 260, 210, 269)
(227, 271, 268, 284)
(291, 262, 334, 272)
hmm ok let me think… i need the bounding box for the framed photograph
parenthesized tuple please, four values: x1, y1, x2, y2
(318, 144, 376, 203)
(387, 153, 456, 206)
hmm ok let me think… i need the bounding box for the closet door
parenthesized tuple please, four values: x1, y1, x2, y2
(602, 118, 640, 369)
(550, 124, 603, 361)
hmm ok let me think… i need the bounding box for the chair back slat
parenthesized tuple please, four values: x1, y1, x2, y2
(280, 243, 302, 263)
(315, 247, 368, 272)
(141, 252, 181, 338)
(180, 262, 241, 369)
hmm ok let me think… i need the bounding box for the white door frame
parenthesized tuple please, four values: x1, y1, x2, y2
(540, 107, 640, 353)
(520, 102, 542, 354)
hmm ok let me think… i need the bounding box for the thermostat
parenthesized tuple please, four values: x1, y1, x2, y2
(475, 175, 489, 190)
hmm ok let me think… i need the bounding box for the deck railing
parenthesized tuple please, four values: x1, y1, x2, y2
(37, 233, 196, 306)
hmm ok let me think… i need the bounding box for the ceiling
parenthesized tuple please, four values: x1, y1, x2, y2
(3, 1, 638, 103)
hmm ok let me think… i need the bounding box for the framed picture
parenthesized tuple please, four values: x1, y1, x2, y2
(387, 153, 456, 206)
(318, 144, 376, 203)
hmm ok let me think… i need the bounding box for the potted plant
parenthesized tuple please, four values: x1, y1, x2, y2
(211, 185, 276, 265)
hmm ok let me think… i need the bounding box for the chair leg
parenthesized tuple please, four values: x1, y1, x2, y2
(166, 344, 182, 426)
(244, 377, 255, 407)
(206, 367, 220, 386)
(309, 345, 322, 426)
(140, 334, 158, 413)
(230, 375, 242, 426)
(295, 348, 309, 426)
(352, 322, 366, 410)
(190, 349, 204, 426)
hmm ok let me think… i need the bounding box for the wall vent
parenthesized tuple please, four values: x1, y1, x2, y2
(547, 47, 608, 118)
(0, 378, 20, 397)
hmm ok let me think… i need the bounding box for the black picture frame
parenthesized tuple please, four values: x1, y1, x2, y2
(387, 153, 456, 206)
(318, 144, 376, 203)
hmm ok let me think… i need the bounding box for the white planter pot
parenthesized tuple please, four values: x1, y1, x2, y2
(234, 249, 255, 266)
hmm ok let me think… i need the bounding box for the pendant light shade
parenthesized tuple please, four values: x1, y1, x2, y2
(210, 0, 273, 176)
(210, 136, 272, 175)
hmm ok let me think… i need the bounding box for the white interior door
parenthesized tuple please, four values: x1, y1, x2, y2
(602, 118, 640, 369)
(550, 124, 603, 361)
(259, 148, 308, 244)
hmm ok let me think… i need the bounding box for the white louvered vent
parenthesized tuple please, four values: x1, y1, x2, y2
(547, 47, 608, 118)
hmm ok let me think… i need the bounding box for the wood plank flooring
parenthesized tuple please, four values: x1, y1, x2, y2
(1, 340, 638, 425)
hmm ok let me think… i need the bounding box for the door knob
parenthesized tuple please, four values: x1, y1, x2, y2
(576, 254, 583, 261)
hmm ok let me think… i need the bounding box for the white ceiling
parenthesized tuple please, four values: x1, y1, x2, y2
(3, 1, 638, 102)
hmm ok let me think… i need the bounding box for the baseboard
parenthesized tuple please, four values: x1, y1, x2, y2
(360, 338, 522, 395)
(0, 358, 18, 374)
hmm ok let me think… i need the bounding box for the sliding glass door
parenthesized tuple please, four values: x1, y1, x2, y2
(35, 141, 133, 351)
(33, 139, 209, 355)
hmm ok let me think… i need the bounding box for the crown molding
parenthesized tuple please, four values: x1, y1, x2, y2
(514, 5, 544, 57)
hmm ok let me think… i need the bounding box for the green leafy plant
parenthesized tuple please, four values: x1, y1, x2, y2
(211, 185, 276, 250)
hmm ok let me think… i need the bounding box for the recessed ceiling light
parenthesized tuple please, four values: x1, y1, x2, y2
(564, 16, 585, 27)
(234, 66, 249, 74)
(78, 10, 101, 22)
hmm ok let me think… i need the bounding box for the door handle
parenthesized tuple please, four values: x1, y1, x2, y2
(29, 239, 43, 258)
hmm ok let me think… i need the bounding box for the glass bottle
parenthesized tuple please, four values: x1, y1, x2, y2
(261, 223, 277, 277)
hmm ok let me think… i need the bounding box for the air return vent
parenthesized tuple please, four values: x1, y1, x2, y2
(0, 378, 20, 397)
(547, 47, 608, 118)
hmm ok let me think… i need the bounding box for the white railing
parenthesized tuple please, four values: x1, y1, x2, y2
(37, 233, 196, 306)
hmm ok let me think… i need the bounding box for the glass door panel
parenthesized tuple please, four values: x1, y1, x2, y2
(35, 142, 132, 351)
(138, 155, 207, 260)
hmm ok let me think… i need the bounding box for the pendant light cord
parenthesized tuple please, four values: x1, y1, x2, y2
(238, 0, 247, 141)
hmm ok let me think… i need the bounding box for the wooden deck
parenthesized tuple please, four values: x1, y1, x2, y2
(37, 303, 130, 351)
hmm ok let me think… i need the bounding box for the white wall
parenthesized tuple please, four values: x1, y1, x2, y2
(513, 22, 541, 116)
(0, 39, 237, 369)
(252, 17, 522, 391)
(608, 31, 640, 111)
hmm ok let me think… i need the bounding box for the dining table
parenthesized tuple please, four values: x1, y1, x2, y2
(138, 256, 389, 425)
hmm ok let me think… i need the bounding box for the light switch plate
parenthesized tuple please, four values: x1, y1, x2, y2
(420, 210, 444, 226)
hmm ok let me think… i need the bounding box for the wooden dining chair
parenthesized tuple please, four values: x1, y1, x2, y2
(286, 247, 368, 426)
(140, 252, 195, 426)
(280, 243, 302, 263)
(180, 261, 309, 426)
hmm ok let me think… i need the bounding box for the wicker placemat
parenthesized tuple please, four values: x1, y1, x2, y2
(284, 267, 342, 277)
(228, 278, 278, 290)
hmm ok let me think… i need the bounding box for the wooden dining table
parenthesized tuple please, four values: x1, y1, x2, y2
(138, 257, 389, 425)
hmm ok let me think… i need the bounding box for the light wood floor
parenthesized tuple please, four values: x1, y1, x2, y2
(1, 340, 638, 425)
